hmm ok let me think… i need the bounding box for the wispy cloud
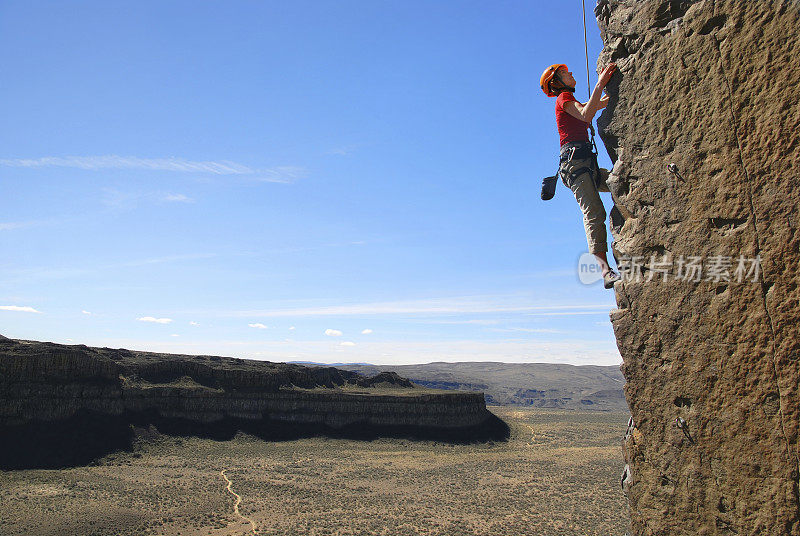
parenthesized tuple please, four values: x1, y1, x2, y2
(100, 189, 195, 210)
(340, 341, 356, 347)
(0, 305, 41, 313)
(86, 337, 622, 367)
(426, 319, 501, 325)
(492, 327, 563, 334)
(81, 310, 93, 316)
(163, 193, 194, 203)
(213, 297, 612, 318)
(248, 323, 268, 329)
(0, 222, 35, 231)
(0, 156, 306, 183)
(325, 144, 362, 156)
(137, 316, 172, 324)
(101, 188, 140, 210)
(325, 329, 343, 337)
(117, 253, 216, 268)
(525, 311, 609, 317)
(324, 141, 373, 156)
(361, 329, 373, 334)
(4, 253, 217, 285)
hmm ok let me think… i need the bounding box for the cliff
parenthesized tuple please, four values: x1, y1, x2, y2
(596, 0, 800, 534)
(0, 337, 507, 469)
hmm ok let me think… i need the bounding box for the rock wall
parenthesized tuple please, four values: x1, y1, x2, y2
(596, 0, 800, 534)
(0, 338, 506, 468)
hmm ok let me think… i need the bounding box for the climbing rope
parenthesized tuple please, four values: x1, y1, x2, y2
(581, 0, 599, 154)
(581, 0, 592, 98)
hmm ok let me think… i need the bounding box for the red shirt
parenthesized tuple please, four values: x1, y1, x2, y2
(555, 92, 590, 146)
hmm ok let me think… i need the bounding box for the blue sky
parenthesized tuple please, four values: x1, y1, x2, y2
(0, 1, 620, 365)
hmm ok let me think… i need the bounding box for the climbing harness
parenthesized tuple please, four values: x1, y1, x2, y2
(559, 142, 598, 189)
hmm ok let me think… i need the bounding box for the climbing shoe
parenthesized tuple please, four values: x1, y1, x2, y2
(603, 270, 620, 289)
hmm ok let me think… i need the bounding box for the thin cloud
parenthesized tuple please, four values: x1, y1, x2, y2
(189, 321, 200, 326)
(81, 310, 93, 316)
(215, 297, 612, 318)
(101, 188, 140, 210)
(137, 316, 173, 324)
(3, 253, 217, 286)
(325, 329, 343, 337)
(102, 189, 196, 210)
(340, 341, 356, 347)
(426, 319, 501, 325)
(163, 193, 194, 203)
(525, 311, 609, 316)
(361, 329, 373, 334)
(118, 253, 216, 268)
(248, 323, 268, 329)
(492, 327, 563, 333)
(325, 144, 363, 156)
(0, 218, 71, 232)
(0, 156, 305, 183)
(0, 305, 41, 313)
(92, 337, 621, 366)
(0, 222, 34, 231)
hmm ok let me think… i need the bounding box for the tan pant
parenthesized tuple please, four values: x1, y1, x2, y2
(559, 155, 609, 254)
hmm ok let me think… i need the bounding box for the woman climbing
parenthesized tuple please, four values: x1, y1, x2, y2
(540, 62, 619, 289)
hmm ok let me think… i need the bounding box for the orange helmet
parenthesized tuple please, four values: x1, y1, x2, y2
(540, 64, 567, 97)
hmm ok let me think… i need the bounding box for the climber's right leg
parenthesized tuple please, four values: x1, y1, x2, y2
(561, 156, 619, 288)
(562, 156, 608, 256)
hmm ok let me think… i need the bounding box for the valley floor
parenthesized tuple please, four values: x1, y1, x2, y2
(0, 408, 630, 536)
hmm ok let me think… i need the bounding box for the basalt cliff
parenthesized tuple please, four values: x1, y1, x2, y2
(596, 0, 799, 534)
(0, 336, 507, 469)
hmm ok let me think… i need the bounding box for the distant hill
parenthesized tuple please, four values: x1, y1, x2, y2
(335, 362, 627, 411)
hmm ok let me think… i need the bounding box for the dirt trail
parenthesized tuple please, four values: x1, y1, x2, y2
(524, 424, 536, 446)
(220, 469, 259, 535)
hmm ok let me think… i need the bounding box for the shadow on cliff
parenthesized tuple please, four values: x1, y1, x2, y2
(597, 67, 622, 164)
(0, 409, 510, 470)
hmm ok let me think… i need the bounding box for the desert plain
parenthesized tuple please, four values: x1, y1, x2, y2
(0, 408, 629, 536)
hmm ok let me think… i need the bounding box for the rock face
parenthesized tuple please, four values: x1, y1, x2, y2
(0, 338, 507, 469)
(596, 0, 800, 534)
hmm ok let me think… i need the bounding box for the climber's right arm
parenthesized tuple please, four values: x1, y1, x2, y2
(563, 64, 616, 123)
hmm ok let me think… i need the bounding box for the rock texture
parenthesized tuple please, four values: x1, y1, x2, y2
(0, 338, 507, 468)
(596, 0, 800, 534)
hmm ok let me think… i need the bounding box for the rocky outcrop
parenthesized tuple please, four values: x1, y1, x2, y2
(596, 0, 799, 534)
(0, 338, 507, 468)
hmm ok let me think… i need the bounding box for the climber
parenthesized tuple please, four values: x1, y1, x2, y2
(540, 62, 619, 289)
